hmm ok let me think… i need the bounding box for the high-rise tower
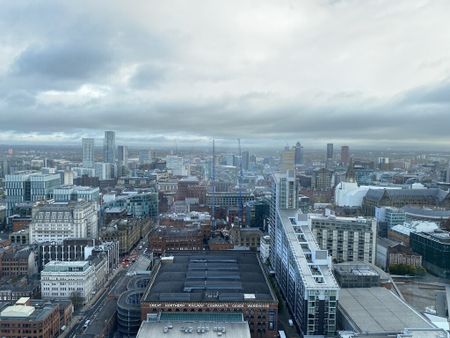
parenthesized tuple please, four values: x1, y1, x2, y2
(294, 141, 303, 165)
(82, 138, 95, 168)
(117, 145, 128, 167)
(326, 143, 333, 160)
(103, 131, 116, 163)
(341, 145, 350, 166)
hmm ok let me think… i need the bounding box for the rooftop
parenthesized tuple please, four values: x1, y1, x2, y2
(333, 261, 390, 282)
(309, 214, 373, 224)
(402, 207, 450, 219)
(413, 230, 450, 244)
(0, 300, 57, 321)
(0, 304, 35, 317)
(143, 251, 276, 303)
(137, 312, 251, 338)
(278, 209, 339, 289)
(338, 287, 434, 334)
(365, 188, 450, 203)
(391, 221, 439, 236)
(42, 260, 91, 272)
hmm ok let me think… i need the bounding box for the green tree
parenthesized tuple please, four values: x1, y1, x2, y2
(69, 291, 84, 311)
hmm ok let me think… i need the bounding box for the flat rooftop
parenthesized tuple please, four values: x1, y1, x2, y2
(339, 287, 434, 334)
(137, 312, 251, 338)
(0, 302, 56, 321)
(143, 251, 276, 303)
(279, 210, 339, 290)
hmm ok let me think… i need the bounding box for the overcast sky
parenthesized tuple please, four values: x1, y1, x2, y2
(0, 0, 450, 149)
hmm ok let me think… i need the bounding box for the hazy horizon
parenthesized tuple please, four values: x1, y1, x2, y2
(1, 1, 450, 149)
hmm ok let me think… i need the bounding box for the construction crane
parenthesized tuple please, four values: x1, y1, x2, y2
(237, 138, 243, 226)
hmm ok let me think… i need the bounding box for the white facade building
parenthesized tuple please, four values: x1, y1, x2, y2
(29, 201, 98, 244)
(270, 171, 339, 337)
(310, 214, 377, 264)
(41, 261, 95, 303)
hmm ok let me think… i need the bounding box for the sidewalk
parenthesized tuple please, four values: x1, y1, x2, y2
(59, 315, 81, 338)
(58, 266, 123, 338)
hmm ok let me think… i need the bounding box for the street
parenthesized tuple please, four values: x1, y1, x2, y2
(63, 236, 150, 337)
(64, 268, 126, 337)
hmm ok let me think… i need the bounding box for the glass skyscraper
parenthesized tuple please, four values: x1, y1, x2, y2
(103, 131, 116, 163)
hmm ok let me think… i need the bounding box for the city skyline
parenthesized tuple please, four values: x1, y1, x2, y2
(0, 1, 449, 149)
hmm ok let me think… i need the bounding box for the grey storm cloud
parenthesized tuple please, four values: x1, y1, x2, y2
(12, 42, 111, 81)
(0, 0, 450, 148)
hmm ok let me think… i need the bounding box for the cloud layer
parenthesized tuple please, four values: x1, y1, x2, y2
(0, 0, 450, 148)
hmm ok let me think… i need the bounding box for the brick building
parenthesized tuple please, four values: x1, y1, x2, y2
(141, 251, 279, 338)
(0, 297, 71, 338)
(148, 225, 204, 255)
(0, 247, 37, 277)
(100, 218, 152, 255)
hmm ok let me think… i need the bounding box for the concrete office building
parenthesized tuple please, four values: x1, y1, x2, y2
(82, 138, 95, 168)
(103, 131, 116, 163)
(39, 238, 119, 273)
(270, 171, 339, 337)
(141, 251, 279, 338)
(29, 201, 98, 244)
(310, 215, 377, 264)
(41, 261, 96, 303)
